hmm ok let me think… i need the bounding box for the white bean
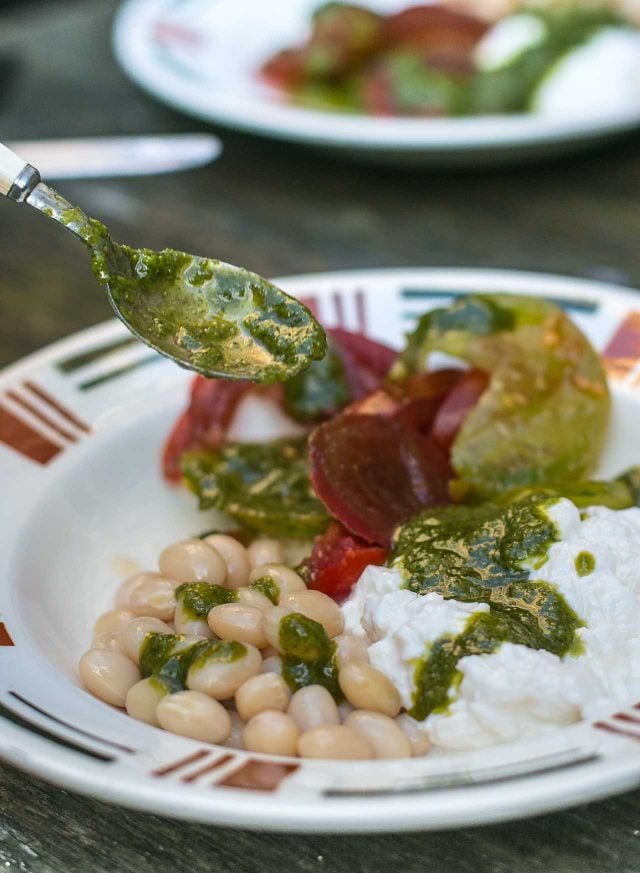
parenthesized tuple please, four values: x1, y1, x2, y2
(287, 685, 340, 733)
(121, 617, 174, 664)
(247, 538, 283, 568)
(249, 563, 306, 600)
(261, 655, 283, 675)
(338, 701, 355, 721)
(297, 725, 374, 760)
(395, 714, 432, 757)
(92, 630, 123, 652)
(237, 587, 273, 610)
(186, 642, 262, 699)
(129, 576, 178, 621)
(338, 661, 401, 717)
(222, 709, 246, 749)
(207, 603, 268, 649)
(174, 598, 215, 639)
(158, 539, 227, 585)
(344, 711, 412, 759)
(243, 711, 299, 756)
(203, 534, 251, 588)
(116, 572, 163, 608)
(79, 649, 141, 707)
(261, 605, 294, 652)
(280, 539, 313, 568)
(279, 590, 344, 638)
(125, 677, 169, 726)
(235, 673, 291, 722)
(94, 608, 135, 636)
(156, 690, 231, 743)
(334, 633, 369, 667)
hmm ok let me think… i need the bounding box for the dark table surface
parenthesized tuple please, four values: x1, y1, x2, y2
(2, 1, 640, 870)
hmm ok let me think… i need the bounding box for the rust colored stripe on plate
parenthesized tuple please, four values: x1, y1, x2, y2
(355, 289, 367, 333)
(152, 749, 210, 777)
(0, 403, 62, 464)
(595, 721, 640, 740)
(6, 390, 78, 443)
(299, 295, 318, 317)
(0, 623, 14, 646)
(614, 712, 640, 724)
(181, 753, 235, 783)
(23, 381, 91, 433)
(332, 291, 345, 328)
(218, 760, 299, 791)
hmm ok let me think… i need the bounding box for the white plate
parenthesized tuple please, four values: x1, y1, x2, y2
(112, 0, 640, 166)
(2, 267, 640, 832)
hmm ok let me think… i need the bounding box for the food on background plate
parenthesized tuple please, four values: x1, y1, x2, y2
(79, 292, 640, 759)
(259, 1, 640, 118)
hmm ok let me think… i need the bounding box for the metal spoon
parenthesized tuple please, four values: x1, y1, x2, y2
(0, 142, 326, 382)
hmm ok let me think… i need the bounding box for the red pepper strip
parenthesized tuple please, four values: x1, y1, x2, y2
(307, 521, 388, 603)
(162, 379, 257, 481)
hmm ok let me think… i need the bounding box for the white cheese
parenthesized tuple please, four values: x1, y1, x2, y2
(342, 499, 640, 751)
(474, 13, 547, 71)
(532, 27, 640, 116)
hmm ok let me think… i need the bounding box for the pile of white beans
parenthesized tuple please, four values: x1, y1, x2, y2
(79, 534, 431, 760)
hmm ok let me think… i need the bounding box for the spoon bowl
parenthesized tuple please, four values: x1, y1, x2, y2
(0, 142, 326, 382)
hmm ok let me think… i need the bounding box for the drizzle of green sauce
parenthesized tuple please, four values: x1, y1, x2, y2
(392, 492, 583, 720)
(278, 613, 341, 700)
(282, 338, 351, 422)
(139, 633, 245, 692)
(188, 639, 247, 672)
(181, 437, 330, 538)
(249, 576, 280, 604)
(139, 633, 208, 691)
(175, 582, 238, 619)
(575, 551, 596, 577)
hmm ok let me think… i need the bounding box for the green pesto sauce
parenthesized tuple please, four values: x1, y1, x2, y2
(392, 492, 583, 720)
(575, 551, 596, 577)
(139, 633, 246, 692)
(181, 437, 330, 538)
(249, 576, 280, 604)
(189, 639, 247, 673)
(139, 633, 208, 691)
(278, 612, 341, 701)
(175, 581, 238, 619)
(282, 338, 351, 423)
(61, 211, 327, 384)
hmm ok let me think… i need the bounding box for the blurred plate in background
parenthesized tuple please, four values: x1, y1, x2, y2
(113, 0, 640, 166)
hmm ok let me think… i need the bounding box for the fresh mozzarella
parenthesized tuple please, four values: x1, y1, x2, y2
(342, 499, 640, 751)
(474, 13, 547, 70)
(532, 27, 640, 116)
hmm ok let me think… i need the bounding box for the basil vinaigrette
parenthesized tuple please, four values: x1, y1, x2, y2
(139, 632, 246, 693)
(57, 208, 327, 383)
(278, 613, 342, 701)
(390, 493, 583, 721)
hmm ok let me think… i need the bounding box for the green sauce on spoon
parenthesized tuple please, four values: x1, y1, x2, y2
(3, 159, 327, 382)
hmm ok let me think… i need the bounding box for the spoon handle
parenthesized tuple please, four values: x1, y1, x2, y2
(0, 140, 99, 246)
(0, 142, 40, 201)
